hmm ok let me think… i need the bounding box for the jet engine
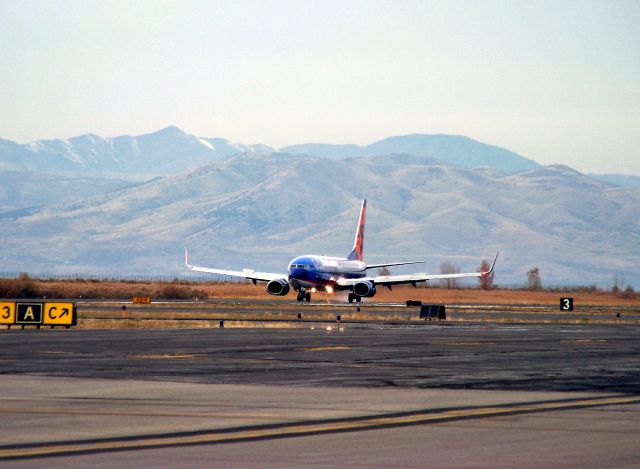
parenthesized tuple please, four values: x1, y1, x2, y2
(266, 279, 290, 296)
(353, 281, 377, 298)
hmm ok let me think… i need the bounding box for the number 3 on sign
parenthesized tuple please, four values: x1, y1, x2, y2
(560, 298, 574, 311)
(0, 302, 16, 325)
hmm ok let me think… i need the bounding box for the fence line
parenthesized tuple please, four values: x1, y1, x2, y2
(0, 271, 242, 283)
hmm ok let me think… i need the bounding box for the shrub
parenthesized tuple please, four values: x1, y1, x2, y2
(621, 285, 636, 299)
(0, 273, 41, 299)
(158, 284, 208, 300)
(526, 267, 542, 290)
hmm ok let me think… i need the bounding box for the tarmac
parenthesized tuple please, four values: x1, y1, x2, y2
(1, 322, 639, 467)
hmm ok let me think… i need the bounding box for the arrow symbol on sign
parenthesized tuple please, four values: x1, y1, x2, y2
(61, 308, 69, 317)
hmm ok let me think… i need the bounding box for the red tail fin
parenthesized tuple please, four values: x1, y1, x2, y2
(347, 199, 366, 261)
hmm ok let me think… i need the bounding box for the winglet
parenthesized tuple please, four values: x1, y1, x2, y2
(482, 252, 499, 276)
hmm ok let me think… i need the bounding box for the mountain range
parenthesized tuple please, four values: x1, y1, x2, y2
(1, 126, 544, 177)
(0, 126, 275, 176)
(1, 136, 638, 286)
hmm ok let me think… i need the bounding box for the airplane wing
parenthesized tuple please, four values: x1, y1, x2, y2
(185, 247, 287, 283)
(337, 253, 499, 288)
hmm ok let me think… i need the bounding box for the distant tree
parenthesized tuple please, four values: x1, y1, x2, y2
(623, 285, 635, 296)
(440, 262, 460, 289)
(526, 267, 542, 290)
(478, 260, 494, 290)
(377, 266, 391, 277)
(612, 272, 625, 294)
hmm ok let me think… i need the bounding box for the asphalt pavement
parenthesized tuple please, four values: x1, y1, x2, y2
(1, 322, 639, 467)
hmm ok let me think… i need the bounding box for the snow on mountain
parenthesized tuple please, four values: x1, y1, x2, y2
(0, 127, 277, 177)
(2, 153, 638, 287)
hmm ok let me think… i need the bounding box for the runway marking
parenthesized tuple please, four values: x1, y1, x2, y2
(133, 354, 197, 359)
(0, 407, 281, 419)
(1, 395, 639, 460)
(300, 346, 354, 351)
(561, 339, 608, 343)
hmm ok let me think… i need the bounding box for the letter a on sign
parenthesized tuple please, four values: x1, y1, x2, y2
(16, 303, 43, 324)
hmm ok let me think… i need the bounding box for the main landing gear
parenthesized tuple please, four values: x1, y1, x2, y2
(347, 293, 362, 303)
(296, 290, 311, 302)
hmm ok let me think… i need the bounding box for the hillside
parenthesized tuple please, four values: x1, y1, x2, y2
(0, 170, 139, 215)
(1, 153, 638, 286)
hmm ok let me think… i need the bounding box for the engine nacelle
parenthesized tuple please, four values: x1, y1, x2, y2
(353, 281, 377, 298)
(266, 279, 290, 296)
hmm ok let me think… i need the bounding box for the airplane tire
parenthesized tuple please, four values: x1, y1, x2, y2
(296, 291, 304, 302)
(355, 295, 362, 303)
(305, 292, 311, 302)
(348, 293, 354, 303)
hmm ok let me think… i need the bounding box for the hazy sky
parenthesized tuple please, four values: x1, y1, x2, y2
(1, 0, 638, 174)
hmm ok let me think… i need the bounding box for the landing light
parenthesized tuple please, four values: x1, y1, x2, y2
(311, 288, 317, 293)
(326, 286, 333, 294)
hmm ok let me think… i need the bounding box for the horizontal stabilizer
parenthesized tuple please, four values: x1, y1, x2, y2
(365, 261, 425, 270)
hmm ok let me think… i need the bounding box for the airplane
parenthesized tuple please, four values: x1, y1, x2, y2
(185, 199, 498, 303)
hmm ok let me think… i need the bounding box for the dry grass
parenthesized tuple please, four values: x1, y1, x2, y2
(369, 285, 640, 307)
(1, 277, 638, 307)
(78, 319, 219, 329)
(78, 318, 309, 329)
(0, 277, 209, 300)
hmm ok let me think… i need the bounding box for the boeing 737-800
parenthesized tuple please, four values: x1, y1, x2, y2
(185, 199, 498, 303)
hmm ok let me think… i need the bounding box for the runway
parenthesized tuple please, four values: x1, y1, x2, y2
(2, 324, 639, 392)
(1, 375, 639, 467)
(1, 321, 639, 466)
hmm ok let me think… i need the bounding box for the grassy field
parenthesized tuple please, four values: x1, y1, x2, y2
(2, 276, 638, 307)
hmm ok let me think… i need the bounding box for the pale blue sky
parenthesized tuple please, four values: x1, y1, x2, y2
(1, 0, 638, 174)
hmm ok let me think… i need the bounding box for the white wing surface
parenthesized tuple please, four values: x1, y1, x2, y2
(185, 247, 287, 283)
(337, 253, 499, 288)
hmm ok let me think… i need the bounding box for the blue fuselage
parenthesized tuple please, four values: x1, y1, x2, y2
(288, 255, 366, 291)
